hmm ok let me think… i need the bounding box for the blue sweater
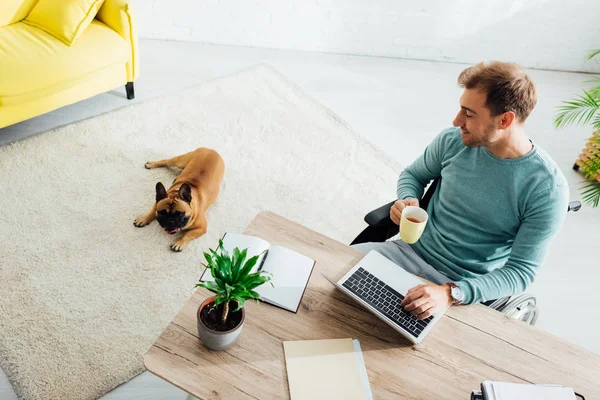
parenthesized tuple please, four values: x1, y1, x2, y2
(397, 127, 569, 304)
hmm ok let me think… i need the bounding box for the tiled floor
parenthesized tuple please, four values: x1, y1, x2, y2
(1, 39, 598, 399)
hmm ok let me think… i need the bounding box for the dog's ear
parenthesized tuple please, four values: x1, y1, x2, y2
(178, 183, 192, 203)
(155, 182, 167, 202)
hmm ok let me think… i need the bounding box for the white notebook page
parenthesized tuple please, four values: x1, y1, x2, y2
(256, 245, 314, 311)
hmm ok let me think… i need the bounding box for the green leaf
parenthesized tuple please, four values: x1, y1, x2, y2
(207, 249, 227, 282)
(204, 251, 214, 266)
(586, 78, 600, 98)
(225, 283, 236, 297)
(231, 247, 240, 275)
(592, 111, 600, 131)
(242, 274, 272, 290)
(237, 254, 261, 279)
(554, 90, 600, 129)
(588, 49, 600, 60)
(581, 181, 600, 207)
(209, 248, 222, 268)
(231, 297, 247, 312)
(214, 277, 225, 289)
(231, 248, 248, 282)
(581, 158, 600, 180)
(202, 252, 219, 280)
(199, 281, 218, 291)
(218, 239, 230, 264)
(233, 289, 261, 299)
(220, 257, 233, 284)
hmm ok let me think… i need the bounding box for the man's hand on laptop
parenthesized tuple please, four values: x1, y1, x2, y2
(390, 198, 419, 225)
(400, 283, 452, 320)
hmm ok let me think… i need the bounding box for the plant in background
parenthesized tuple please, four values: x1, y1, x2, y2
(195, 239, 272, 327)
(554, 49, 600, 207)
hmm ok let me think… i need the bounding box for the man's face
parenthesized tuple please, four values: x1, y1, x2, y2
(453, 88, 502, 148)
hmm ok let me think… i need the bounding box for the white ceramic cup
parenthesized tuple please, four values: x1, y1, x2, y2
(399, 206, 429, 244)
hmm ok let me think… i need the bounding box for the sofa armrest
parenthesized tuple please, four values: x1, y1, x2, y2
(96, 0, 139, 82)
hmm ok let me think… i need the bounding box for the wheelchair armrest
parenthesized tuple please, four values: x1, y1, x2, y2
(568, 201, 581, 212)
(364, 200, 396, 226)
(365, 198, 581, 227)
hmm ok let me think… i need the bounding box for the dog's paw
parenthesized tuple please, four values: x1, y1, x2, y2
(145, 161, 157, 169)
(170, 240, 187, 252)
(133, 217, 151, 227)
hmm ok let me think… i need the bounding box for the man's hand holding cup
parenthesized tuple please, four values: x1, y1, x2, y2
(390, 198, 420, 225)
(391, 198, 429, 244)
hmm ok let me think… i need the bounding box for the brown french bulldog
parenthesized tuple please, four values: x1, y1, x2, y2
(134, 147, 225, 252)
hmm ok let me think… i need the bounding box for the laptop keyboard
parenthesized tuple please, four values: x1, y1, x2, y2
(342, 267, 433, 337)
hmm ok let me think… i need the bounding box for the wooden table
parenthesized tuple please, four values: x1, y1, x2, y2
(144, 212, 600, 399)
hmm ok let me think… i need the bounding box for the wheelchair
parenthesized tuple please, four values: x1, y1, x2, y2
(350, 177, 582, 326)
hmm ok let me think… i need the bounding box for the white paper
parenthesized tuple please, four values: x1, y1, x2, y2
(256, 245, 314, 312)
(483, 381, 576, 400)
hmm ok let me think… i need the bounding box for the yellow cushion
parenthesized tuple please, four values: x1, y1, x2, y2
(0, 20, 128, 105)
(22, 0, 105, 45)
(0, 0, 39, 27)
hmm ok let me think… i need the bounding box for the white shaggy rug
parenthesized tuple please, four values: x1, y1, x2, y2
(0, 64, 400, 400)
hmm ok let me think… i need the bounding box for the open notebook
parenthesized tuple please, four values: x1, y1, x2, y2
(200, 233, 315, 313)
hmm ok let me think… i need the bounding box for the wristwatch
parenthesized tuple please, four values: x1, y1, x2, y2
(447, 282, 465, 305)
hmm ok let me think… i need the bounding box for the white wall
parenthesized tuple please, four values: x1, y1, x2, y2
(133, 0, 600, 73)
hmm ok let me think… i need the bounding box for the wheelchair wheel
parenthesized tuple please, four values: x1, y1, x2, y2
(498, 294, 539, 326)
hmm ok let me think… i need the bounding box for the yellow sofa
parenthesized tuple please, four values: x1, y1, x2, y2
(0, 0, 139, 129)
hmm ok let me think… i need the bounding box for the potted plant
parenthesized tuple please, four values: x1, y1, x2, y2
(194, 239, 272, 351)
(554, 48, 600, 207)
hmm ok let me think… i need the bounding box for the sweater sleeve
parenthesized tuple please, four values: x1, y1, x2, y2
(396, 128, 457, 200)
(456, 185, 569, 304)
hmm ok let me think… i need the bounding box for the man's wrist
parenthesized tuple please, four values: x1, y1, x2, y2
(444, 283, 453, 305)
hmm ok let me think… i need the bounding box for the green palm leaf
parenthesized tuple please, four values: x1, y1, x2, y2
(581, 157, 600, 181)
(554, 90, 600, 129)
(586, 78, 600, 98)
(592, 112, 600, 131)
(581, 181, 600, 207)
(554, 49, 600, 207)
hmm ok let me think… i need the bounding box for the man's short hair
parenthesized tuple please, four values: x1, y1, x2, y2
(458, 61, 537, 122)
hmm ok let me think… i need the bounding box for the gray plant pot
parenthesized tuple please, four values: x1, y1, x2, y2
(197, 296, 245, 351)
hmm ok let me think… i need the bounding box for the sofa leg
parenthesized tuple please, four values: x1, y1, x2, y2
(125, 82, 135, 100)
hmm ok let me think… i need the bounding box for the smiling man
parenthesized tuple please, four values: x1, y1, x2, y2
(353, 61, 569, 319)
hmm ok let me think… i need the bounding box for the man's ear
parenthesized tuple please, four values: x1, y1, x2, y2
(178, 183, 192, 203)
(156, 182, 167, 202)
(499, 111, 516, 129)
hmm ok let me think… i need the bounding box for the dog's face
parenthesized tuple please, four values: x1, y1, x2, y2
(155, 182, 192, 234)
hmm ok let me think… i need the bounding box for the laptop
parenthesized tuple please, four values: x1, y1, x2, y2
(323, 250, 447, 344)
